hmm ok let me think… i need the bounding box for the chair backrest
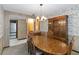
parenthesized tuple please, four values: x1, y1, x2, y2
(27, 36, 36, 55)
(68, 37, 74, 55)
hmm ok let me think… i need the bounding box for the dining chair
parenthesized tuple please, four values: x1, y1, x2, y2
(67, 37, 74, 55)
(27, 35, 35, 54)
(27, 35, 43, 55)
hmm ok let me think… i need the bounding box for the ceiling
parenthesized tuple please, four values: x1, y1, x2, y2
(2, 4, 79, 18)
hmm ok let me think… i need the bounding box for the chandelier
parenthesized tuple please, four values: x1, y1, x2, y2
(36, 4, 47, 21)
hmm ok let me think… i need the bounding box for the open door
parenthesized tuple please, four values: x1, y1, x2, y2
(18, 20, 26, 39)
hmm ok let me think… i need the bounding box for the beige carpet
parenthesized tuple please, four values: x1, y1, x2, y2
(2, 43, 29, 55)
(2, 43, 79, 55)
(9, 39, 27, 46)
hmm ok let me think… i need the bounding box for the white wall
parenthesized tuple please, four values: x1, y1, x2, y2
(0, 5, 4, 54)
(60, 10, 79, 51)
(67, 10, 79, 51)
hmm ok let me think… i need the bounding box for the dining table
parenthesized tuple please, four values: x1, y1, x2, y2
(31, 35, 69, 55)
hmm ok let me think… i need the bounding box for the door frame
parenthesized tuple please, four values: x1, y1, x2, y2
(10, 20, 18, 39)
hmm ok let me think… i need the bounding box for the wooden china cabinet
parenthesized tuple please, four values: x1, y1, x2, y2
(48, 15, 68, 43)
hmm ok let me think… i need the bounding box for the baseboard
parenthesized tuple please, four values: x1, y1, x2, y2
(18, 38, 26, 40)
(72, 49, 79, 53)
(1, 46, 9, 55)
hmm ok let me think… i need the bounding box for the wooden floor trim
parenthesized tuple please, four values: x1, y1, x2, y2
(72, 50, 79, 53)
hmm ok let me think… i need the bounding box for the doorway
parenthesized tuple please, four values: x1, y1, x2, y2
(9, 20, 18, 46)
(9, 20, 27, 46)
(10, 20, 18, 39)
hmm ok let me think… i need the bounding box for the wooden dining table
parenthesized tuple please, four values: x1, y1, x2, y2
(31, 35, 69, 55)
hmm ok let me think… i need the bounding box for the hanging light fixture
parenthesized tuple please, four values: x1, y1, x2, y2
(35, 4, 47, 32)
(36, 4, 47, 21)
(40, 4, 47, 21)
